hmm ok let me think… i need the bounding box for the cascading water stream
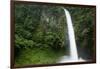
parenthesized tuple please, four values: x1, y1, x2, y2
(58, 8, 79, 63)
(64, 8, 78, 60)
(58, 8, 86, 63)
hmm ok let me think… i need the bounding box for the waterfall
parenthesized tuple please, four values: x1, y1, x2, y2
(58, 8, 80, 63)
(64, 8, 78, 60)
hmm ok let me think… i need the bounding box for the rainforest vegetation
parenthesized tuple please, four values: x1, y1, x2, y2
(14, 3, 95, 66)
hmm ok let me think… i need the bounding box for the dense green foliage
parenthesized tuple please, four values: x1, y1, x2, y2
(14, 3, 95, 66)
(68, 7, 95, 59)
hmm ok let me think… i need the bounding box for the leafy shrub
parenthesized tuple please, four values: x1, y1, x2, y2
(44, 32, 65, 50)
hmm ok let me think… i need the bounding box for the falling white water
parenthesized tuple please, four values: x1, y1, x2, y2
(58, 8, 86, 63)
(64, 8, 78, 60)
(58, 8, 79, 63)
